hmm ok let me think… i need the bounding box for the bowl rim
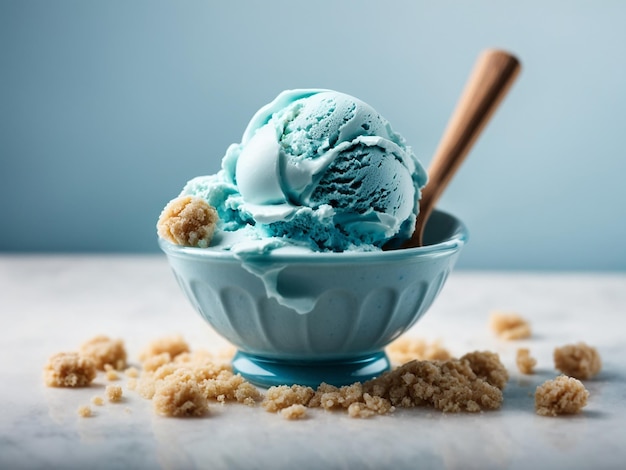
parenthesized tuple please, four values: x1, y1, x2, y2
(158, 209, 468, 263)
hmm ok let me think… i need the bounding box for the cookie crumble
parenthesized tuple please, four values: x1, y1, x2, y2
(516, 348, 537, 375)
(106, 384, 123, 403)
(553, 342, 601, 380)
(535, 375, 589, 416)
(44, 352, 97, 388)
(157, 196, 218, 248)
(79, 335, 127, 371)
(489, 311, 531, 340)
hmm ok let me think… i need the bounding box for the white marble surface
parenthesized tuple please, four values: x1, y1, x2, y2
(0, 255, 625, 470)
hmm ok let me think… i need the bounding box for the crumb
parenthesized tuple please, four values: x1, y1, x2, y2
(105, 364, 120, 381)
(489, 311, 531, 340)
(44, 352, 97, 388)
(78, 405, 92, 417)
(347, 397, 386, 418)
(309, 382, 393, 417)
(139, 335, 190, 363)
(174, 350, 212, 365)
(263, 385, 315, 413)
(157, 196, 219, 248)
(203, 371, 261, 405)
(152, 377, 209, 417)
(125, 366, 139, 378)
(106, 384, 123, 402)
(347, 393, 394, 418)
(363, 351, 508, 413)
(462, 350, 509, 390)
(386, 337, 451, 365)
(173, 347, 236, 366)
(126, 378, 137, 391)
(516, 348, 537, 374)
(554, 342, 601, 380)
(91, 396, 104, 406)
(280, 404, 307, 420)
(79, 335, 127, 371)
(142, 353, 173, 373)
(346, 402, 375, 418)
(135, 375, 158, 400)
(535, 375, 589, 416)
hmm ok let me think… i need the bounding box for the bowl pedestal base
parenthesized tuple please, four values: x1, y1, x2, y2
(232, 350, 391, 388)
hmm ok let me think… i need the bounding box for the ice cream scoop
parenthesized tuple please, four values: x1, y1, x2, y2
(180, 89, 427, 253)
(402, 49, 521, 248)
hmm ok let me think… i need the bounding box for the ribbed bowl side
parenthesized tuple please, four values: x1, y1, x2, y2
(161, 209, 467, 361)
(167, 249, 460, 360)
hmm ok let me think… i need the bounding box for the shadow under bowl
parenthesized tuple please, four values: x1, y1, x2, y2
(159, 209, 468, 387)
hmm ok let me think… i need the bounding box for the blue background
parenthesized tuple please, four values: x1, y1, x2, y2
(1, 0, 625, 270)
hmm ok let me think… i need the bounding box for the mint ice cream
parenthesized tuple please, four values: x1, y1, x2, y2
(170, 89, 427, 254)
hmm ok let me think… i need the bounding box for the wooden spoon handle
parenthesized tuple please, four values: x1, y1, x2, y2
(408, 49, 521, 248)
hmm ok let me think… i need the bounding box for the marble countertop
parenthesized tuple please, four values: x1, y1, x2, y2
(1, 255, 624, 469)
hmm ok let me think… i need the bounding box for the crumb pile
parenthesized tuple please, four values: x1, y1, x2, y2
(367, 351, 508, 412)
(157, 196, 219, 248)
(535, 375, 589, 416)
(263, 351, 508, 419)
(132, 335, 261, 417)
(43, 335, 126, 388)
(44, 315, 602, 421)
(489, 311, 531, 340)
(263, 382, 393, 420)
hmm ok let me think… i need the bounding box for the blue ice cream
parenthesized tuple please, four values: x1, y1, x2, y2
(176, 89, 427, 254)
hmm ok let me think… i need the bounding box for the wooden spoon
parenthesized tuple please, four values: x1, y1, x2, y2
(402, 49, 521, 248)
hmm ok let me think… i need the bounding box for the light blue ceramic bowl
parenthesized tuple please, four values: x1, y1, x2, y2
(159, 209, 467, 387)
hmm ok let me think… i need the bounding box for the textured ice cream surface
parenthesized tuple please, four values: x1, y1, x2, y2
(174, 89, 427, 254)
(264, 136, 418, 251)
